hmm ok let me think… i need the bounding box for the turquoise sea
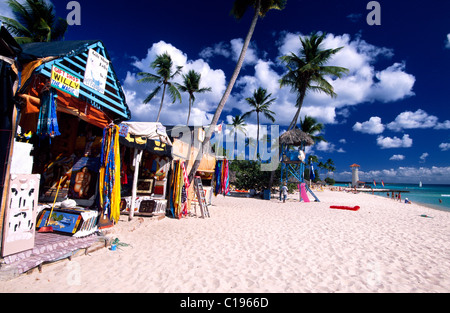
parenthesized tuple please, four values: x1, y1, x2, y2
(335, 182, 450, 212)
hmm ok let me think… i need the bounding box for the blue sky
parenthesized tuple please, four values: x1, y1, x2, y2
(2, 0, 450, 184)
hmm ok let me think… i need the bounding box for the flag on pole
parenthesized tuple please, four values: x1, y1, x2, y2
(310, 164, 315, 181)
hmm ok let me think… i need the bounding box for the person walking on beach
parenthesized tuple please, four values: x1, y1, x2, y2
(281, 183, 288, 203)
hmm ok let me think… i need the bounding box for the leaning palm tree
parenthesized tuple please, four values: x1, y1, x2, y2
(0, 0, 67, 44)
(279, 32, 349, 131)
(188, 0, 287, 182)
(242, 87, 276, 158)
(137, 52, 183, 122)
(300, 115, 326, 145)
(176, 70, 212, 125)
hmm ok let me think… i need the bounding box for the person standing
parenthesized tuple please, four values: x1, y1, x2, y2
(281, 183, 288, 203)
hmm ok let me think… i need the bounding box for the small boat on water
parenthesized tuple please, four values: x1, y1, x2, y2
(419, 181, 422, 188)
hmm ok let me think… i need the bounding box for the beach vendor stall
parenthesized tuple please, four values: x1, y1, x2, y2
(167, 126, 216, 218)
(118, 122, 172, 220)
(1, 37, 130, 260)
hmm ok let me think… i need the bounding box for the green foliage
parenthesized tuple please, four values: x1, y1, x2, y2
(176, 69, 212, 125)
(279, 32, 349, 130)
(137, 52, 183, 122)
(1, 0, 68, 43)
(230, 160, 280, 191)
(324, 177, 335, 185)
(231, 0, 287, 19)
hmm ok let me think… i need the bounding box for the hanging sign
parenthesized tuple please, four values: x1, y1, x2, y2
(84, 48, 110, 94)
(51, 65, 80, 97)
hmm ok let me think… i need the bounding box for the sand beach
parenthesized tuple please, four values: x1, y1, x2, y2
(0, 188, 449, 293)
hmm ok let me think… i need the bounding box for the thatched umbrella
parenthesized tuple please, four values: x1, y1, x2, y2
(279, 129, 314, 147)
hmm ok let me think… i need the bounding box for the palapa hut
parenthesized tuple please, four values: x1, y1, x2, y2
(279, 128, 319, 202)
(279, 128, 314, 148)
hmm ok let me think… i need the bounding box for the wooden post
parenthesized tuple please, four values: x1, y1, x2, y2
(129, 148, 143, 221)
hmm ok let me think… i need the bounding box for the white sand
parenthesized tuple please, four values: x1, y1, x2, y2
(1, 189, 449, 293)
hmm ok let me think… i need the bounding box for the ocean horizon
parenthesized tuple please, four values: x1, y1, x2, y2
(335, 182, 450, 213)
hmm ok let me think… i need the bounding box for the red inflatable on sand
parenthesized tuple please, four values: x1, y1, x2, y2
(330, 205, 360, 211)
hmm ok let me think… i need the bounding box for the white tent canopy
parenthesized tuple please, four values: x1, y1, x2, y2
(119, 122, 172, 145)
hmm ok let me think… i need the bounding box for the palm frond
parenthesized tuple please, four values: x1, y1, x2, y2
(137, 72, 162, 84)
(143, 86, 161, 104)
(167, 83, 182, 104)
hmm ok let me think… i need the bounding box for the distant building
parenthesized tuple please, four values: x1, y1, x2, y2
(350, 164, 361, 187)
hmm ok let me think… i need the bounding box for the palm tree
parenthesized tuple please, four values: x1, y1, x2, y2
(231, 114, 248, 138)
(0, 0, 68, 44)
(279, 32, 349, 131)
(242, 87, 276, 158)
(176, 70, 212, 125)
(300, 115, 326, 145)
(230, 114, 247, 159)
(188, 0, 287, 182)
(137, 52, 183, 122)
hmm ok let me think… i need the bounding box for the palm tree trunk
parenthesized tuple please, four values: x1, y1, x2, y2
(288, 90, 306, 131)
(188, 0, 262, 183)
(255, 112, 260, 160)
(156, 84, 167, 122)
(186, 96, 192, 125)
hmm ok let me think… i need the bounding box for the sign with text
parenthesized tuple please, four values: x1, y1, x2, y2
(84, 48, 109, 94)
(51, 65, 80, 97)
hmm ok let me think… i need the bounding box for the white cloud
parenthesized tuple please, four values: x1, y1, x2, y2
(123, 41, 226, 126)
(420, 152, 429, 163)
(334, 166, 450, 184)
(0, 1, 14, 19)
(368, 63, 416, 103)
(199, 38, 259, 67)
(446, 34, 450, 49)
(390, 154, 405, 161)
(439, 143, 450, 151)
(387, 109, 439, 132)
(315, 141, 336, 153)
(124, 32, 417, 129)
(273, 32, 415, 125)
(353, 116, 385, 134)
(377, 134, 413, 149)
(435, 120, 450, 130)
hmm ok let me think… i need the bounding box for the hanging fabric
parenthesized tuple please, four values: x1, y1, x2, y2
(99, 124, 121, 223)
(214, 160, 222, 196)
(37, 88, 61, 139)
(213, 159, 229, 197)
(180, 161, 190, 216)
(169, 160, 189, 219)
(222, 159, 229, 196)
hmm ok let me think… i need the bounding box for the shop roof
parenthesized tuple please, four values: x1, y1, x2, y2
(20, 40, 98, 59)
(18, 40, 131, 122)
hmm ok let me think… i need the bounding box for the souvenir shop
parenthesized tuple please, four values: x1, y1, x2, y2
(118, 122, 172, 219)
(0, 31, 130, 271)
